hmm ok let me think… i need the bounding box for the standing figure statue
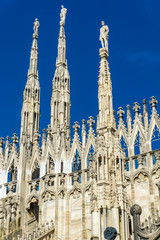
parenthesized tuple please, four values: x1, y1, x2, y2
(60, 5, 67, 27)
(33, 18, 40, 37)
(100, 21, 109, 51)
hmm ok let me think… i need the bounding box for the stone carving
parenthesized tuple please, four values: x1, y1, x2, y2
(33, 18, 40, 37)
(134, 172, 148, 183)
(104, 227, 117, 240)
(42, 191, 55, 202)
(60, 5, 67, 26)
(100, 21, 109, 51)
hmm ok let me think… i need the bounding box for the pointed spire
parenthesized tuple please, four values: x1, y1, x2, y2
(51, 6, 70, 145)
(20, 19, 40, 143)
(98, 21, 115, 130)
(143, 99, 148, 129)
(126, 105, 132, 134)
(57, 5, 67, 65)
(28, 18, 40, 77)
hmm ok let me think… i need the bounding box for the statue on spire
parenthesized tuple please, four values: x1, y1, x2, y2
(33, 18, 40, 38)
(99, 21, 109, 51)
(60, 5, 67, 27)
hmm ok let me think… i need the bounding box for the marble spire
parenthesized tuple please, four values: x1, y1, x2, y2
(98, 21, 116, 130)
(20, 19, 40, 142)
(28, 18, 40, 77)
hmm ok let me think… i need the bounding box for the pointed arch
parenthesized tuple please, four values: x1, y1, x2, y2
(72, 150, 81, 172)
(120, 135, 128, 158)
(150, 124, 160, 151)
(86, 144, 94, 168)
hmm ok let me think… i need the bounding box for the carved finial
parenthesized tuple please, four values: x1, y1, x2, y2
(73, 122, 80, 133)
(60, 5, 67, 27)
(126, 104, 131, 117)
(33, 18, 40, 38)
(150, 96, 158, 113)
(99, 21, 109, 51)
(133, 102, 140, 116)
(0, 138, 4, 148)
(47, 125, 52, 140)
(82, 119, 86, 131)
(117, 107, 125, 120)
(143, 99, 148, 115)
(34, 131, 40, 143)
(12, 133, 18, 146)
(42, 129, 46, 142)
(87, 116, 95, 133)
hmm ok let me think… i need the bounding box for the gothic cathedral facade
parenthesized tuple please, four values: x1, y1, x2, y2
(0, 6, 160, 240)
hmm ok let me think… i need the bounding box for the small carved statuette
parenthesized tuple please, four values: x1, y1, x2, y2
(100, 21, 109, 51)
(33, 18, 40, 38)
(60, 5, 67, 27)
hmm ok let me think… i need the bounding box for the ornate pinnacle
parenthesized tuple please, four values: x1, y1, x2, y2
(117, 107, 125, 120)
(82, 119, 86, 133)
(150, 96, 158, 112)
(42, 129, 46, 142)
(34, 131, 40, 143)
(143, 99, 147, 113)
(12, 133, 18, 145)
(133, 102, 140, 116)
(87, 116, 95, 132)
(73, 122, 80, 133)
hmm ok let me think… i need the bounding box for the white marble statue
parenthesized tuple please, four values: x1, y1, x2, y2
(33, 18, 40, 36)
(99, 21, 109, 51)
(60, 5, 67, 26)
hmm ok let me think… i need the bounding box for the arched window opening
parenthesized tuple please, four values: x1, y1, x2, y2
(151, 125, 160, 151)
(87, 145, 94, 168)
(72, 150, 81, 172)
(120, 136, 128, 158)
(29, 202, 39, 222)
(32, 161, 40, 180)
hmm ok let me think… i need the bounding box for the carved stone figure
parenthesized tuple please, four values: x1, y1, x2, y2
(60, 5, 67, 26)
(33, 18, 40, 37)
(100, 21, 109, 51)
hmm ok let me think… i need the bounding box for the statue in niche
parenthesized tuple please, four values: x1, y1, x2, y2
(33, 18, 40, 37)
(60, 5, 67, 26)
(100, 21, 109, 51)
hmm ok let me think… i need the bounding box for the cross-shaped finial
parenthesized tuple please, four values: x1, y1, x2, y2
(73, 122, 80, 133)
(117, 107, 125, 120)
(149, 96, 158, 112)
(12, 133, 18, 145)
(133, 102, 140, 115)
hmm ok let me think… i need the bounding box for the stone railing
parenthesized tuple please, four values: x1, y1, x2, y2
(124, 149, 160, 173)
(130, 204, 160, 240)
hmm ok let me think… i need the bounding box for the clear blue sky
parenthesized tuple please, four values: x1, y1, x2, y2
(0, 0, 160, 140)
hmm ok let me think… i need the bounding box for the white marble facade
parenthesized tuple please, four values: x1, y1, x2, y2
(0, 5, 159, 240)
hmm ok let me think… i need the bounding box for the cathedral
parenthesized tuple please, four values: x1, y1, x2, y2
(0, 5, 160, 240)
